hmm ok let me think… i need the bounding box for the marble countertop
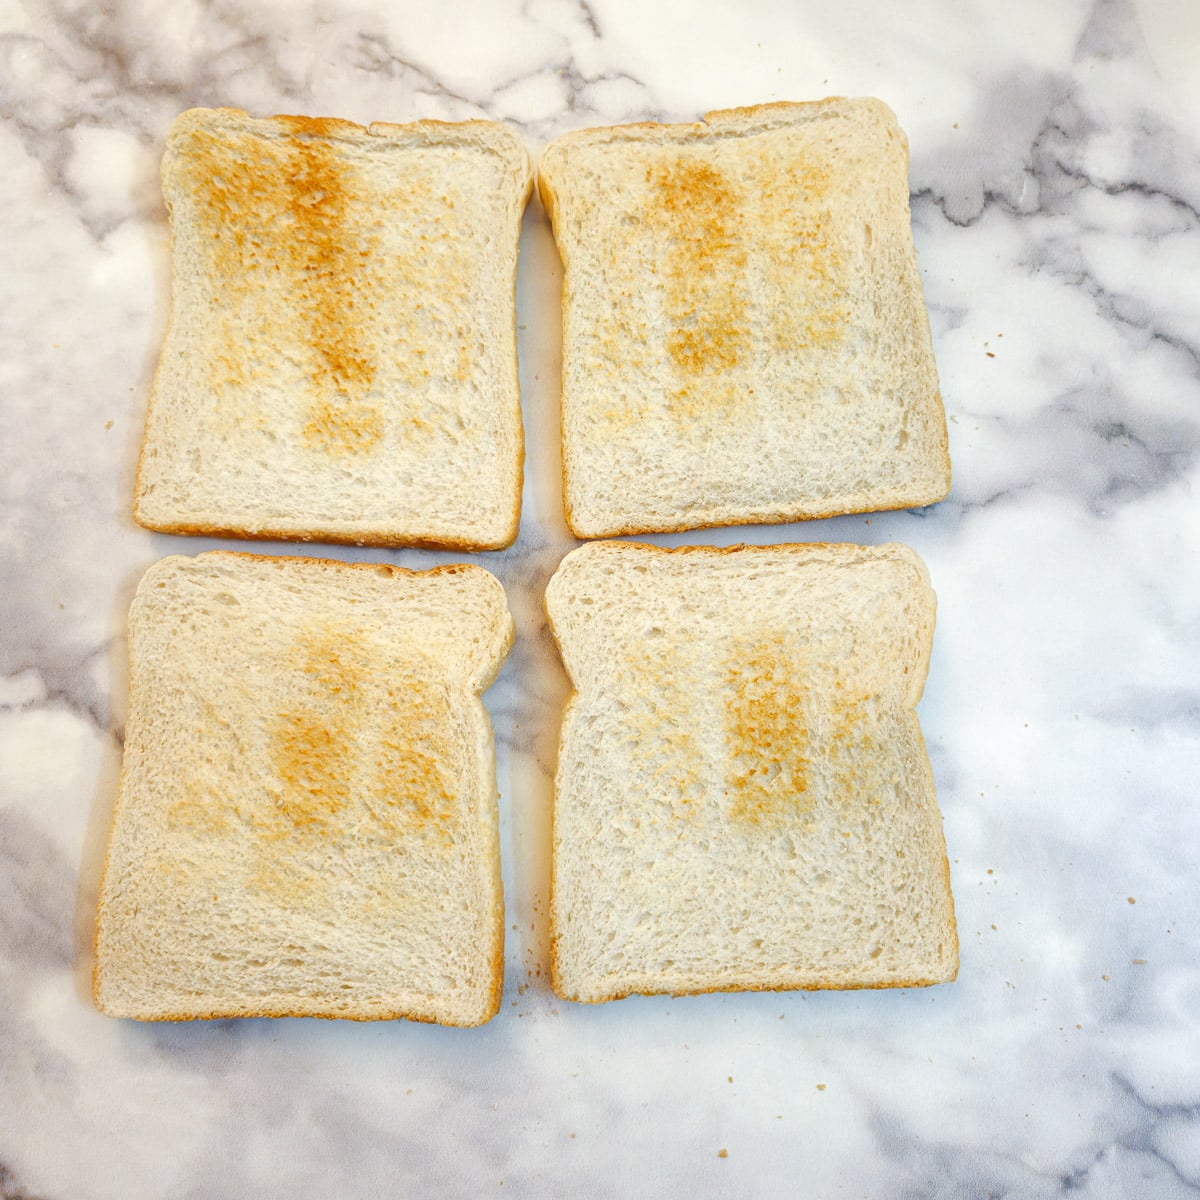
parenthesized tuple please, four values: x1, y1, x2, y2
(4, 0, 1200, 1195)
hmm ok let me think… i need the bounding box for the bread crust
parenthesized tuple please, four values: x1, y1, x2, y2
(132, 515, 519, 553)
(540, 96, 891, 152)
(560, 493, 947, 542)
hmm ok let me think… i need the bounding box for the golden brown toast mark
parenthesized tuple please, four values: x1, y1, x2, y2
(723, 635, 813, 824)
(827, 680, 876, 752)
(824, 680, 883, 810)
(301, 398, 385, 454)
(281, 129, 378, 416)
(646, 156, 748, 417)
(615, 635, 705, 814)
(212, 627, 463, 906)
(269, 629, 458, 837)
(167, 778, 232, 838)
(373, 675, 457, 837)
(722, 636, 887, 829)
(184, 119, 384, 455)
(757, 146, 851, 357)
(286, 130, 382, 454)
(269, 630, 363, 835)
(272, 711, 353, 831)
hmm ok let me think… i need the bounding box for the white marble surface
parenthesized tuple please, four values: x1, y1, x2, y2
(3, 0, 1200, 1195)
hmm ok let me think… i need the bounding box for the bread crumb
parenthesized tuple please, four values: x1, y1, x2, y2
(816, 1083, 826, 1091)
(727, 1076, 733, 1084)
(718, 1149, 728, 1159)
(104, 420, 114, 430)
(1127, 897, 1136, 904)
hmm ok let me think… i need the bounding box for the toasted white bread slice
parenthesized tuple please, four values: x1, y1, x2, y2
(545, 540, 957, 1002)
(538, 98, 950, 538)
(93, 551, 514, 1025)
(134, 108, 532, 550)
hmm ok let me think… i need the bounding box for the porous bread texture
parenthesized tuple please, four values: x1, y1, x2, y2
(93, 551, 514, 1025)
(538, 98, 951, 538)
(134, 107, 532, 550)
(545, 540, 957, 1003)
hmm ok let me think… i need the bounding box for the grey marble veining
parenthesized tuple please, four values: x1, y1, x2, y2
(3, 0, 1200, 1195)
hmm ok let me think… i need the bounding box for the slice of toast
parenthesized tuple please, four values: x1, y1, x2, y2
(134, 108, 532, 550)
(545, 540, 957, 1002)
(538, 98, 951, 538)
(93, 551, 514, 1025)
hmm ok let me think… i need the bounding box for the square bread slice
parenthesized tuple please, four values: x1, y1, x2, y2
(134, 108, 532, 550)
(538, 98, 951, 538)
(93, 551, 514, 1025)
(544, 541, 957, 1002)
